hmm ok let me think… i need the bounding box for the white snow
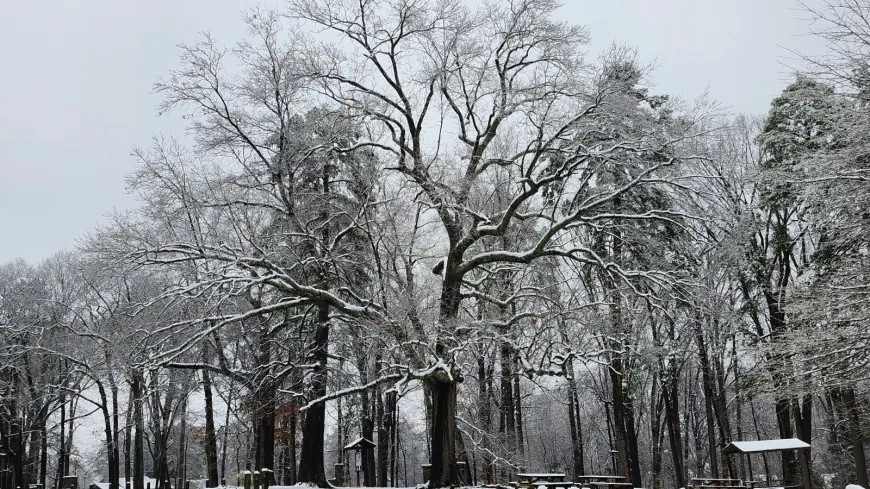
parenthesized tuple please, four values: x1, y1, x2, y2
(722, 438, 810, 453)
(343, 436, 375, 450)
(846, 485, 866, 489)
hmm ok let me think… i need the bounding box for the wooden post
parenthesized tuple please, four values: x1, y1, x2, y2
(799, 450, 811, 489)
(333, 464, 344, 486)
(242, 472, 251, 489)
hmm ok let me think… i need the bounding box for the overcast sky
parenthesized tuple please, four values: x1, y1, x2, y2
(0, 0, 826, 264)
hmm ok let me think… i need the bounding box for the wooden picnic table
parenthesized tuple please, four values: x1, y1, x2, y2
(576, 475, 625, 482)
(575, 475, 627, 488)
(587, 483, 632, 489)
(690, 478, 746, 489)
(514, 473, 569, 489)
(516, 473, 567, 482)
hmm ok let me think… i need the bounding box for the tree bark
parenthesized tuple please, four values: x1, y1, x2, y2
(202, 367, 219, 488)
(477, 356, 493, 483)
(426, 377, 457, 488)
(131, 372, 145, 489)
(297, 303, 330, 487)
(377, 387, 388, 487)
(513, 358, 525, 463)
(566, 358, 585, 480)
(844, 387, 868, 488)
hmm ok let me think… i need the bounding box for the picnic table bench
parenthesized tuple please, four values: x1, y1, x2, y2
(514, 473, 570, 489)
(576, 475, 626, 482)
(690, 477, 746, 489)
(575, 475, 627, 489)
(587, 483, 632, 489)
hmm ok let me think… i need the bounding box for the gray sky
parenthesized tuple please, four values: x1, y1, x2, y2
(0, 0, 825, 264)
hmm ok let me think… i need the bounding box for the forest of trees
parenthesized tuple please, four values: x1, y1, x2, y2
(5, 1, 870, 489)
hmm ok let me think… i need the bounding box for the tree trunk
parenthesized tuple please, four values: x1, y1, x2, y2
(255, 388, 276, 473)
(651, 375, 663, 489)
(132, 373, 145, 489)
(609, 359, 631, 481)
(377, 388, 389, 487)
(287, 405, 297, 485)
(39, 418, 47, 489)
(55, 390, 66, 489)
(297, 303, 330, 487)
(624, 395, 642, 488)
(177, 394, 188, 489)
(566, 358, 585, 480)
(663, 380, 685, 489)
(794, 396, 812, 489)
(477, 356, 492, 483)
(844, 387, 868, 488)
(426, 377, 458, 488)
(499, 338, 515, 458)
(202, 367, 219, 488)
(123, 393, 132, 488)
(513, 358, 525, 463)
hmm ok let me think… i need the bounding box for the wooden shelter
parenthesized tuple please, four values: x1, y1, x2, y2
(343, 437, 376, 486)
(723, 438, 811, 489)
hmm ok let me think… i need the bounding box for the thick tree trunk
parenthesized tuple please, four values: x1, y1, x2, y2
(775, 399, 796, 485)
(178, 394, 189, 489)
(566, 358, 585, 480)
(843, 387, 868, 488)
(97, 381, 120, 489)
(297, 303, 330, 487)
(39, 418, 48, 489)
(377, 387, 389, 487)
(287, 405, 297, 485)
(513, 359, 525, 462)
(55, 390, 66, 489)
(624, 395, 642, 488)
(499, 338, 515, 458)
(477, 356, 493, 483)
(255, 390, 276, 473)
(426, 378, 458, 488)
(361, 387, 376, 487)
(794, 396, 812, 489)
(123, 394, 132, 487)
(693, 319, 724, 479)
(663, 381, 685, 489)
(650, 376, 663, 489)
(131, 373, 145, 489)
(202, 368, 219, 488)
(609, 360, 631, 481)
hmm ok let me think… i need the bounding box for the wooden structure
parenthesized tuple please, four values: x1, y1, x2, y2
(344, 437, 376, 487)
(723, 438, 812, 489)
(689, 477, 745, 488)
(575, 475, 628, 489)
(513, 473, 573, 489)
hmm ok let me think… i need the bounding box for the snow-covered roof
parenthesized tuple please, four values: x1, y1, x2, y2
(723, 438, 810, 453)
(343, 436, 375, 450)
